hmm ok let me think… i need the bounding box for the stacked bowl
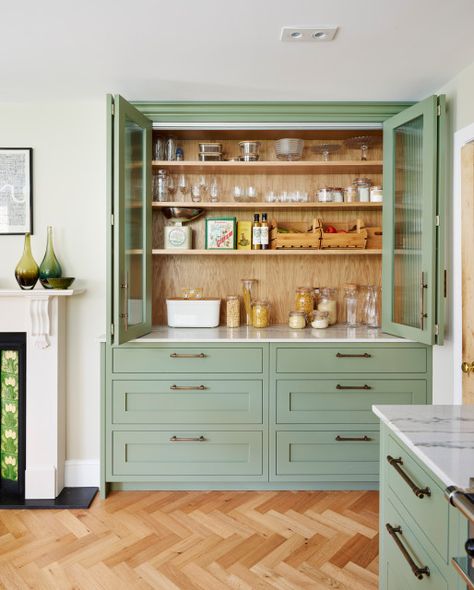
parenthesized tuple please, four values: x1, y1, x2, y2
(275, 138, 304, 161)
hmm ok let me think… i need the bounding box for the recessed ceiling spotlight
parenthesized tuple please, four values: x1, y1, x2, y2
(280, 27, 338, 42)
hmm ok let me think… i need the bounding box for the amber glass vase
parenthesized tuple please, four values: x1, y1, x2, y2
(15, 233, 39, 290)
(39, 226, 62, 288)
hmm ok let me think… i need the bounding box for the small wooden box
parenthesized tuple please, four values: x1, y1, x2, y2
(270, 219, 321, 249)
(319, 218, 368, 249)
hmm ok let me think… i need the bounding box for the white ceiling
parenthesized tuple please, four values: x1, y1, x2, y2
(2, 0, 474, 102)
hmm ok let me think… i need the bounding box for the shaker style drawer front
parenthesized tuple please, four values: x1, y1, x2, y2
(276, 430, 379, 478)
(275, 347, 427, 374)
(276, 379, 427, 424)
(112, 431, 263, 477)
(113, 347, 263, 374)
(112, 380, 263, 424)
(386, 435, 448, 562)
(383, 495, 448, 590)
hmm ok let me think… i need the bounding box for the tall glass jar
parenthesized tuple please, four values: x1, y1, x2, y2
(317, 288, 337, 325)
(241, 279, 257, 326)
(295, 287, 314, 317)
(353, 177, 372, 203)
(343, 283, 359, 327)
(226, 295, 240, 328)
(365, 285, 381, 328)
(154, 169, 169, 202)
(252, 300, 270, 328)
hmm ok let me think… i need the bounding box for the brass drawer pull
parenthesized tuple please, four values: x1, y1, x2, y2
(336, 384, 372, 390)
(170, 353, 207, 359)
(170, 435, 206, 442)
(386, 523, 430, 580)
(335, 435, 372, 442)
(170, 385, 208, 391)
(387, 455, 431, 499)
(336, 352, 372, 358)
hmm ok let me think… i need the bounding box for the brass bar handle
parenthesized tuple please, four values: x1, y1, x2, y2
(336, 352, 372, 358)
(335, 435, 372, 442)
(170, 353, 207, 359)
(121, 272, 129, 331)
(387, 455, 431, 499)
(420, 271, 428, 330)
(169, 435, 206, 442)
(336, 384, 372, 390)
(170, 385, 208, 391)
(386, 523, 430, 580)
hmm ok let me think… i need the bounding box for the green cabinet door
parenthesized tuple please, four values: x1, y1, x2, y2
(112, 95, 152, 344)
(382, 95, 446, 345)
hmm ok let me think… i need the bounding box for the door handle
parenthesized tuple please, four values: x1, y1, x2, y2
(336, 352, 372, 359)
(169, 435, 206, 442)
(386, 523, 430, 580)
(461, 361, 474, 375)
(335, 435, 372, 442)
(170, 353, 207, 359)
(170, 385, 208, 391)
(387, 455, 431, 498)
(336, 384, 372, 390)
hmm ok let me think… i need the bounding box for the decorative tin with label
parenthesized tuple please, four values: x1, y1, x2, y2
(164, 222, 192, 249)
(237, 221, 252, 250)
(205, 217, 236, 250)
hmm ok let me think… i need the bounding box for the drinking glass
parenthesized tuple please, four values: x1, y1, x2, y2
(167, 175, 177, 200)
(198, 175, 209, 197)
(178, 174, 190, 200)
(191, 184, 202, 203)
(209, 177, 219, 202)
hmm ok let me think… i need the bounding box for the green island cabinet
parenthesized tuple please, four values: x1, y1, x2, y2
(101, 96, 446, 496)
(379, 423, 468, 590)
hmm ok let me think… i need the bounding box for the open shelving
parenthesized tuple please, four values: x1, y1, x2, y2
(152, 201, 382, 211)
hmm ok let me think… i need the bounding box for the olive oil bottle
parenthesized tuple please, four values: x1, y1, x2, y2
(260, 212, 269, 250)
(252, 213, 261, 250)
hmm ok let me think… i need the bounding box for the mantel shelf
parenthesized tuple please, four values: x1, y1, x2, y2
(0, 288, 84, 298)
(150, 249, 382, 256)
(152, 201, 383, 211)
(152, 160, 383, 175)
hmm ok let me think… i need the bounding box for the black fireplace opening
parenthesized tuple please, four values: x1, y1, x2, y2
(0, 332, 26, 499)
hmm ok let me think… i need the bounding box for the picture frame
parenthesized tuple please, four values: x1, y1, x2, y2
(0, 148, 33, 235)
(205, 217, 236, 249)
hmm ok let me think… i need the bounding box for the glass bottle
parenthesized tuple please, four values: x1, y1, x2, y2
(365, 285, 381, 328)
(241, 279, 257, 326)
(317, 288, 337, 325)
(343, 283, 359, 327)
(39, 226, 62, 288)
(14, 233, 39, 290)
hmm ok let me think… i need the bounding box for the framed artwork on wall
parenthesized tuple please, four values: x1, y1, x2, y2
(0, 148, 33, 235)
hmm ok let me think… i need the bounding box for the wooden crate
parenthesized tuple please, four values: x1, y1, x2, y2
(319, 218, 368, 249)
(365, 226, 383, 249)
(270, 219, 321, 249)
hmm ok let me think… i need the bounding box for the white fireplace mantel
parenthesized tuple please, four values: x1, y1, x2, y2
(0, 287, 84, 499)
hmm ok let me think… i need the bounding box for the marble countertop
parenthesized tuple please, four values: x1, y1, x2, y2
(373, 405, 474, 492)
(131, 325, 409, 343)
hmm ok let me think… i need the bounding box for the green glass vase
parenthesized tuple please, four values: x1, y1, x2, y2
(15, 233, 39, 290)
(39, 226, 62, 288)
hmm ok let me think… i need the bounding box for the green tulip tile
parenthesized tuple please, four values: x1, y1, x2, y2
(0, 452, 18, 481)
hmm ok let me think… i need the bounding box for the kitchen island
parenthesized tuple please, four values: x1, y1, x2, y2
(374, 405, 473, 589)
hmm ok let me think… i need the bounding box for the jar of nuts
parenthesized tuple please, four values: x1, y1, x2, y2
(226, 295, 240, 328)
(252, 300, 270, 328)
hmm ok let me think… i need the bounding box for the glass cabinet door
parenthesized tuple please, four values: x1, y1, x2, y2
(113, 95, 152, 344)
(382, 95, 445, 345)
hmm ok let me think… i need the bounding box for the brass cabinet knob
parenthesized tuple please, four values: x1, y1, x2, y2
(461, 361, 474, 374)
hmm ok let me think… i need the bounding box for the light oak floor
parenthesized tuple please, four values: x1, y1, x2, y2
(0, 490, 379, 589)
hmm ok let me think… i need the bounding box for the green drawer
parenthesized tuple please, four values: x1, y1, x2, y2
(112, 379, 263, 424)
(113, 430, 263, 476)
(386, 435, 448, 563)
(276, 430, 379, 477)
(276, 379, 427, 424)
(275, 346, 427, 374)
(113, 347, 263, 374)
(383, 494, 448, 590)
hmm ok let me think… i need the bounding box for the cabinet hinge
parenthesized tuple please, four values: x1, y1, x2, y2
(437, 104, 441, 116)
(435, 215, 440, 226)
(110, 323, 114, 336)
(434, 324, 439, 336)
(110, 213, 114, 226)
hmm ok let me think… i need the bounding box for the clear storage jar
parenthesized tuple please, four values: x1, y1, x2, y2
(311, 310, 329, 329)
(331, 187, 344, 203)
(252, 300, 270, 328)
(241, 279, 257, 326)
(344, 185, 359, 203)
(343, 283, 359, 327)
(317, 187, 333, 203)
(370, 185, 383, 202)
(288, 311, 306, 329)
(317, 287, 337, 325)
(353, 177, 372, 203)
(226, 295, 240, 328)
(294, 287, 314, 317)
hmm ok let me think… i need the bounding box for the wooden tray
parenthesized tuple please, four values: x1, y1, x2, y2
(319, 218, 367, 249)
(365, 226, 383, 249)
(270, 219, 321, 249)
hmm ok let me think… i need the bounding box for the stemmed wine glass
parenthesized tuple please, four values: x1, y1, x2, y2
(167, 175, 177, 200)
(178, 174, 190, 200)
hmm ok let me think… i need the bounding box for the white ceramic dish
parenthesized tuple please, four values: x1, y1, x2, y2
(166, 298, 221, 328)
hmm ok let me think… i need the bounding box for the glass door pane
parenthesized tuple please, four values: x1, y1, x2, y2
(114, 96, 152, 344)
(382, 96, 438, 345)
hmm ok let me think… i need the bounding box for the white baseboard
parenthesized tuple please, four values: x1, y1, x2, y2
(64, 460, 99, 487)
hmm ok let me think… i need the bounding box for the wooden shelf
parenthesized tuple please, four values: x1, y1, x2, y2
(152, 160, 383, 175)
(152, 201, 382, 211)
(151, 249, 382, 256)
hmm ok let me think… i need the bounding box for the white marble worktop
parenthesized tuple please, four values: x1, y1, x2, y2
(131, 324, 410, 343)
(373, 405, 474, 492)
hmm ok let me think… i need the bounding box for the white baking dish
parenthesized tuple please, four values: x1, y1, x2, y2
(166, 298, 221, 328)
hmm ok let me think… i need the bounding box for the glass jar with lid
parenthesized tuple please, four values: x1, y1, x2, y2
(344, 185, 359, 203)
(288, 311, 306, 329)
(154, 169, 169, 202)
(226, 295, 240, 328)
(343, 283, 359, 327)
(353, 177, 372, 203)
(317, 287, 337, 325)
(370, 185, 383, 202)
(252, 300, 270, 328)
(317, 187, 333, 203)
(312, 310, 329, 329)
(331, 187, 344, 203)
(295, 287, 314, 317)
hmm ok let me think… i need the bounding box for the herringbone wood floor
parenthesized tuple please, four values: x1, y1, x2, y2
(0, 490, 379, 589)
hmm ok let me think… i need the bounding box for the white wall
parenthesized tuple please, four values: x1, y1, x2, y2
(0, 100, 106, 483)
(433, 61, 474, 404)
